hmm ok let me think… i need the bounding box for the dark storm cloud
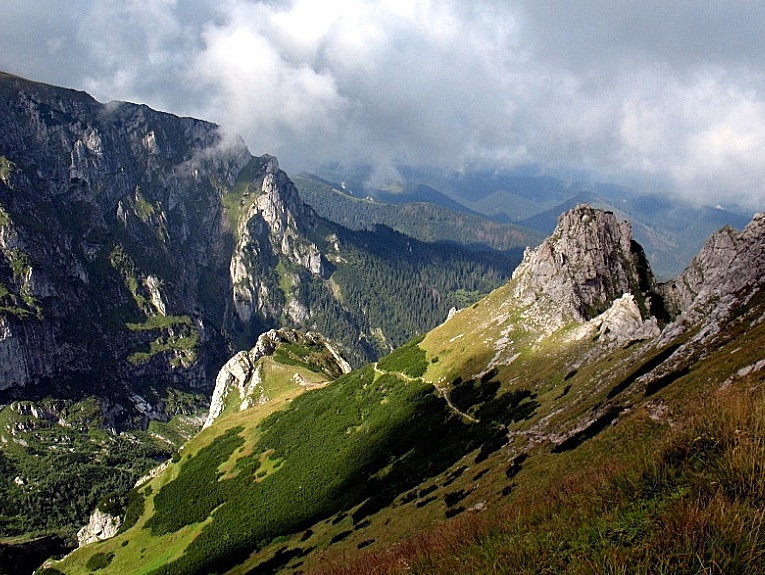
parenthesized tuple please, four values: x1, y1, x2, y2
(1, 1, 764, 208)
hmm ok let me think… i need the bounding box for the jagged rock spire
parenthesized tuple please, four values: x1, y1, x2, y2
(659, 211, 765, 337)
(511, 204, 658, 331)
(230, 155, 325, 322)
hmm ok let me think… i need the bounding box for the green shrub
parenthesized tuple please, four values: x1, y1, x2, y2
(96, 492, 124, 517)
(144, 363, 509, 575)
(86, 551, 114, 571)
(146, 427, 245, 535)
(118, 488, 145, 533)
(377, 335, 428, 378)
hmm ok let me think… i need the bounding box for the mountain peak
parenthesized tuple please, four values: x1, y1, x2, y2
(511, 204, 657, 332)
(661, 209, 765, 324)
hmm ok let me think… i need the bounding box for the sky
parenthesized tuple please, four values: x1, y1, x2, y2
(1, 0, 764, 209)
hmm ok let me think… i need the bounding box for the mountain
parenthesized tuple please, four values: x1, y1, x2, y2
(293, 173, 542, 253)
(302, 164, 483, 216)
(0, 72, 519, 553)
(50, 204, 765, 575)
(306, 165, 754, 279)
(308, 164, 575, 221)
(519, 191, 753, 279)
(0, 70, 518, 394)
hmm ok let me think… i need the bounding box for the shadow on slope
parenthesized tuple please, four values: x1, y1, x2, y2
(135, 343, 538, 575)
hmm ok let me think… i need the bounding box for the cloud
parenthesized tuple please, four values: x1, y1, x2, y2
(1, 0, 764, 207)
(186, 1, 352, 162)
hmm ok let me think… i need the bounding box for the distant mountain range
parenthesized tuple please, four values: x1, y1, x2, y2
(300, 166, 753, 279)
(293, 173, 542, 254)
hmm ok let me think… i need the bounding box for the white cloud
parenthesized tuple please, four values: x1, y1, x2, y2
(616, 69, 765, 205)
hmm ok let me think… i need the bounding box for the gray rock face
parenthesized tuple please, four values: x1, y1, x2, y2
(230, 156, 325, 322)
(77, 508, 121, 547)
(570, 293, 661, 345)
(204, 351, 259, 428)
(0, 73, 255, 401)
(0, 317, 31, 389)
(662, 212, 765, 318)
(0, 73, 335, 411)
(511, 204, 658, 332)
(594, 293, 661, 343)
(654, 211, 765, 346)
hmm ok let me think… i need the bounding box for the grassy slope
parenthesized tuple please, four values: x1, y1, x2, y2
(50, 278, 765, 575)
(312, 288, 765, 574)
(47, 352, 321, 574)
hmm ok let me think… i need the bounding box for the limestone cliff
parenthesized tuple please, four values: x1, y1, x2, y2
(569, 293, 661, 345)
(0, 72, 516, 421)
(77, 509, 121, 547)
(0, 72, 254, 403)
(661, 212, 765, 319)
(510, 204, 660, 333)
(230, 156, 325, 323)
(653, 211, 765, 347)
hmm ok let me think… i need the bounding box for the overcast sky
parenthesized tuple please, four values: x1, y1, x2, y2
(1, 1, 764, 208)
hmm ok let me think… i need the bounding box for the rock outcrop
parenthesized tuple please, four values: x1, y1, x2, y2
(662, 212, 765, 320)
(511, 204, 659, 333)
(77, 508, 121, 547)
(230, 156, 325, 322)
(571, 293, 661, 345)
(0, 72, 514, 413)
(204, 329, 351, 428)
(651, 211, 765, 347)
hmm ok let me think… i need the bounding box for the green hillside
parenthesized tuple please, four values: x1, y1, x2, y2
(0, 391, 204, 541)
(48, 207, 765, 575)
(294, 174, 541, 254)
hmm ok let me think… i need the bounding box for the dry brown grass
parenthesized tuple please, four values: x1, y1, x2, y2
(312, 383, 765, 575)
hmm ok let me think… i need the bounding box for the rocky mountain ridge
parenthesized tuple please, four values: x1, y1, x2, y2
(204, 328, 351, 428)
(0, 71, 515, 411)
(229, 156, 326, 325)
(0, 71, 250, 396)
(510, 204, 660, 334)
(662, 212, 765, 323)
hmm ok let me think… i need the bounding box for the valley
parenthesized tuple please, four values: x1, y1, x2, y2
(297, 168, 752, 279)
(0, 72, 517, 568)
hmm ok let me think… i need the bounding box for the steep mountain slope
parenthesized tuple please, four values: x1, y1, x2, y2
(0, 72, 518, 551)
(0, 71, 516, 398)
(51, 204, 765, 575)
